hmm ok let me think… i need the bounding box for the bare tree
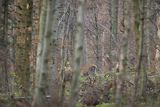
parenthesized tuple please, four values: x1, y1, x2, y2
(70, 0, 85, 107)
(32, 0, 59, 106)
(115, 0, 132, 107)
(0, 0, 10, 94)
(14, 0, 32, 96)
(110, 0, 119, 70)
(133, 0, 147, 103)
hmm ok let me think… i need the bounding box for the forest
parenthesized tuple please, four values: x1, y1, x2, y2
(0, 0, 160, 107)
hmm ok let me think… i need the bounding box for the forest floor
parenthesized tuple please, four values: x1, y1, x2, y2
(0, 72, 160, 107)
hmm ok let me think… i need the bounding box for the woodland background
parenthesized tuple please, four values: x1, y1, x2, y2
(0, 0, 160, 107)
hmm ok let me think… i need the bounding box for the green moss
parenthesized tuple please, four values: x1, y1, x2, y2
(96, 103, 114, 107)
(76, 102, 84, 107)
(79, 76, 87, 83)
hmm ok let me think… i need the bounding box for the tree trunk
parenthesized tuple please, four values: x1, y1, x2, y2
(32, 0, 60, 106)
(32, 0, 51, 106)
(70, 0, 85, 107)
(30, 0, 41, 94)
(110, 0, 119, 71)
(115, 0, 131, 107)
(133, 0, 147, 102)
(15, 0, 32, 96)
(94, 11, 102, 72)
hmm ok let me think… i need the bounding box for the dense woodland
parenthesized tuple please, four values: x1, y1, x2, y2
(0, 0, 160, 107)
